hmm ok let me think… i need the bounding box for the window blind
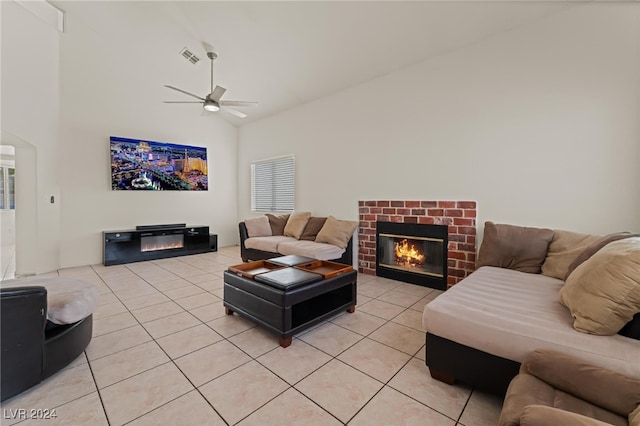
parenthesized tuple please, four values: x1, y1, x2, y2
(251, 155, 295, 212)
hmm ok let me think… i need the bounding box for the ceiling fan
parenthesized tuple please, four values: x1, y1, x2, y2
(164, 45, 257, 118)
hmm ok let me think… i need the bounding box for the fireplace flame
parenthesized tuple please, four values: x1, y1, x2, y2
(394, 239, 425, 266)
(141, 241, 184, 252)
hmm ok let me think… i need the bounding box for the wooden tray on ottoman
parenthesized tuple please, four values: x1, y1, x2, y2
(294, 260, 354, 279)
(228, 260, 286, 279)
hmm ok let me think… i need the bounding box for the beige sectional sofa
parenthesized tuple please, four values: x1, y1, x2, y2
(239, 212, 357, 265)
(422, 222, 640, 395)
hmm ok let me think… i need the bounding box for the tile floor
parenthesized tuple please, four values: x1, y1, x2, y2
(0, 246, 503, 425)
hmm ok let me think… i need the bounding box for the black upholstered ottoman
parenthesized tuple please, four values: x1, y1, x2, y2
(223, 257, 357, 347)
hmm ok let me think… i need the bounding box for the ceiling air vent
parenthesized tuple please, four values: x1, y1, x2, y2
(179, 47, 200, 65)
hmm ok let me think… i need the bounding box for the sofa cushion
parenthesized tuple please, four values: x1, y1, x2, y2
(541, 230, 601, 280)
(244, 236, 297, 253)
(520, 406, 617, 426)
(560, 237, 640, 336)
(283, 211, 311, 239)
(277, 240, 345, 261)
(315, 216, 357, 249)
(244, 216, 272, 237)
(300, 217, 327, 241)
(266, 213, 290, 236)
(565, 232, 638, 280)
(477, 222, 554, 273)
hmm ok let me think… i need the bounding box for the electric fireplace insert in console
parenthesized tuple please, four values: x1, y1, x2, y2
(103, 223, 210, 265)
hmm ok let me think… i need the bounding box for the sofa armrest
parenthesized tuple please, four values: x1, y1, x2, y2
(522, 349, 640, 417)
(521, 405, 614, 426)
(0, 286, 47, 401)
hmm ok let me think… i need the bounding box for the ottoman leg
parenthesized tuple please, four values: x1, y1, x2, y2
(347, 306, 355, 313)
(225, 307, 234, 315)
(279, 337, 292, 348)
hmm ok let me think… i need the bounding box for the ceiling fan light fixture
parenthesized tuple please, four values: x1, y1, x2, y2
(203, 100, 219, 112)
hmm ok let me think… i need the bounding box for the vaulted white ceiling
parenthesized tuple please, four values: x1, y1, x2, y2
(52, 1, 576, 125)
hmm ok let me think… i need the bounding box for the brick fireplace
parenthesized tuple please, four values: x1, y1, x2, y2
(358, 200, 477, 287)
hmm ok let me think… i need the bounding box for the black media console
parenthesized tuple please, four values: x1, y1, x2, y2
(103, 224, 210, 266)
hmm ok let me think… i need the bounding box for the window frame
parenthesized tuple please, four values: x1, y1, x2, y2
(250, 155, 295, 213)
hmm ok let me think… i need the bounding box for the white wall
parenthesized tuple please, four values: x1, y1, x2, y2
(58, 11, 239, 268)
(238, 2, 640, 238)
(1, 1, 61, 275)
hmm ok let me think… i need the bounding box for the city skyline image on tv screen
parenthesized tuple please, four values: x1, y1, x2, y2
(110, 136, 208, 191)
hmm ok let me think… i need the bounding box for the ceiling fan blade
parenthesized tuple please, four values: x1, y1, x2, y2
(221, 106, 247, 119)
(163, 101, 204, 104)
(219, 100, 258, 108)
(210, 85, 226, 102)
(164, 85, 205, 101)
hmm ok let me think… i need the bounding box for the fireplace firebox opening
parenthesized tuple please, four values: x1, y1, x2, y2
(141, 234, 184, 252)
(376, 221, 448, 290)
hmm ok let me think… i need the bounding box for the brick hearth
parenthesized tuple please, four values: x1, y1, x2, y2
(358, 200, 477, 287)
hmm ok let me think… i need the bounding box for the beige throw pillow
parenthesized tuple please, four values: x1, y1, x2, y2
(315, 216, 357, 249)
(541, 230, 601, 280)
(476, 222, 554, 273)
(244, 216, 272, 237)
(564, 232, 638, 281)
(283, 211, 311, 239)
(559, 237, 640, 335)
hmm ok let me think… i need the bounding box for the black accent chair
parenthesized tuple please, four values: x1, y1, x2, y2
(238, 222, 353, 265)
(0, 286, 93, 402)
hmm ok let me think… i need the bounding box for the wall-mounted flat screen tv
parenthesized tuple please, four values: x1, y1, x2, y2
(110, 136, 208, 191)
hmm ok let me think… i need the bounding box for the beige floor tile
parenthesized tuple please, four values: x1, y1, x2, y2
(113, 285, 159, 301)
(410, 292, 441, 312)
(388, 358, 471, 420)
(206, 313, 257, 338)
(356, 273, 376, 284)
(62, 352, 87, 371)
(92, 312, 138, 337)
(1, 363, 96, 418)
(156, 324, 223, 359)
(121, 292, 170, 311)
(162, 283, 205, 299)
(149, 278, 192, 293)
(228, 326, 280, 358)
(137, 270, 179, 285)
(458, 390, 504, 426)
(298, 322, 362, 356)
(91, 341, 169, 389)
(168, 265, 204, 278)
(210, 288, 224, 298)
(193, 277, 224, 292)
(414, 344, 426, 361)
(295, 359, 383, 423)
(100, 362, 193, 426)
(257, 339, 331, 385)
(97, 292, 118, 306)
(358, 299, 406, 320)
(350, 386, 455, 426)
(86, 324, 152, 361)
(185, 273, 220, 285)
(330, 310, 386, 336)
(175, 292, 220, 310)
(393, 283, 436, 298)
(142, 311, 201, 339)
(338, 338, 411, 383)
(190, 301, 227, 322)
(356, 294, 373, 305)
(369, 321, 425, 355)
(93, 301, 128, 320)
(127, 390, 225, 426)
(377, 289, 424, 308)
(19, 392, 108, 426)
(130, 300, 184, 323)
(357, 282, 393, 298)
(238, 387, 341, 426)
(174, 340, 251, 386)
(391, 308, 425, 331)
(199, 360, 289, 425)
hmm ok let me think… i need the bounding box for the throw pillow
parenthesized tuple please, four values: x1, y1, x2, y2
(315, 216, 357, 249)
(244, 216, 272, 237)
(541, 230, 601, 280)
(559, 237, 640, 335)
(300, 217, 327, 241)
(564, 232, 638, 281)
(283, 211, 312, 239)
(476, 222, 554, 273)
(265, 213, 290, 236)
